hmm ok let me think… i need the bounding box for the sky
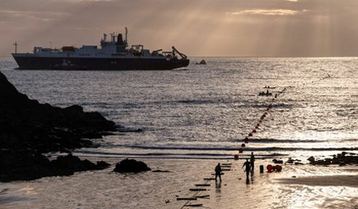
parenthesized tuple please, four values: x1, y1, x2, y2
(1, 0, 358, 57)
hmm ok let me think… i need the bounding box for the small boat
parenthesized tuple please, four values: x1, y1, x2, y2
(259, 90, 272, 96)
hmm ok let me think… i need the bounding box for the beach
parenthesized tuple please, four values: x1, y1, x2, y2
(1, 156, 358, 209)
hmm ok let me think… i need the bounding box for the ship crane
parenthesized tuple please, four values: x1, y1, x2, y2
(172, 46, 187, 59)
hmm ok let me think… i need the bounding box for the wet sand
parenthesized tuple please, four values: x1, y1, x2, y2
(1, 157, 358, 209)
(276, 175, 358, 187)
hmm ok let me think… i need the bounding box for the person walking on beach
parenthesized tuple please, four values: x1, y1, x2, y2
(250, 152, 255, 173)
(242, 159, 251, 182)
(215, 163, 222, 181)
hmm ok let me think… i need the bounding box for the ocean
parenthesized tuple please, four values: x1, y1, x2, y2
(1, 57, 358, 160)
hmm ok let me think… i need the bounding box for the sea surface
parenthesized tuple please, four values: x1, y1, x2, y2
(2, 57, 358, 160)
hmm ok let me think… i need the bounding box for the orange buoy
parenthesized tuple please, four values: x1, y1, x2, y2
(276, 165, 282, 172)
(239, 148, 243, 153)
(248, 133, 253, 137)
(234, 154, 239, 160)
(241, 143, 245, 147)
(253, 129, 257, 133)
(267, 164, 273, 172)
(244, 138, 249, 143)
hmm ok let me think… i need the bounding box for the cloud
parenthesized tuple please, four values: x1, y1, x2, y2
(228, 9, 303, 16)
(0, 9, 71, 22)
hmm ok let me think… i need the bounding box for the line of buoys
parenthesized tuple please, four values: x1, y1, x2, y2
(235, 87, 288, 159)
(244, 137, 249, 144)
(235, 75, 332, 169)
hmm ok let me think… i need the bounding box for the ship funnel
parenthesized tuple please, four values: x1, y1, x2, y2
(117, 34, 124, 45)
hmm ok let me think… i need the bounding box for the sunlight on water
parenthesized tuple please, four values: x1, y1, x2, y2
(2, 57, 358, 209)
(1, 57, 358, 160)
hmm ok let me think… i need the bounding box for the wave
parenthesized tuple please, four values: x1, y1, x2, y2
(73, 150, 287, 159)
(126, 145, 358, 152)
(111, 99, 294, 109)
(229, 138, 321, 143)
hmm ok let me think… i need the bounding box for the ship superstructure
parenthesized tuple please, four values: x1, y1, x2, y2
(12, 28, 189, 70)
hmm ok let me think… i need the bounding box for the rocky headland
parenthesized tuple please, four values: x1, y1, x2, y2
(0, 71, 116, 182)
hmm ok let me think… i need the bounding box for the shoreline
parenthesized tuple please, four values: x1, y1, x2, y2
(2, 157, 358, 208)
(276, 175, 358, 187)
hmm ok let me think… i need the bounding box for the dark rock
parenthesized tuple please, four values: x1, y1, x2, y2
(97, 161, 111, 169)
(273, 159, 283, 164)
(114, 159, 151, 173)
(307, 156, 315, 163)
(152, 170, 171, 173)
(50, 154, 96, 171)
(308, 152, 358, 167)
(0, 71, 116, 182)
(117, 127, 144, 133)
(0, 152, 111, 182)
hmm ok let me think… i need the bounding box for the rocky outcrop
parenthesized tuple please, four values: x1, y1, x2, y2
(0, 72, 116, 153)
(114, 159, 151, 173)
(307, 152, 358, 166)
(0, 71, 116, 182)
(0, 152, 110, 182)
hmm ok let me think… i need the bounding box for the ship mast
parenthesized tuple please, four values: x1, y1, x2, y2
(125, 27, 128, 43)
(13, 42, 17, 53)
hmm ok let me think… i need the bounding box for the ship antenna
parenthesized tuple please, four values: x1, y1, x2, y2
(13, 42, 17, 53)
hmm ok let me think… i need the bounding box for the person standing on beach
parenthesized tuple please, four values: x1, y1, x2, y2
(250, 152, 255, 173)
(215, 163, 222, 181)
(242, 159, 251, 182)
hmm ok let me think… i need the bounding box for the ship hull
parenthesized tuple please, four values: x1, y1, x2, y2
(12, 54, 190, 70)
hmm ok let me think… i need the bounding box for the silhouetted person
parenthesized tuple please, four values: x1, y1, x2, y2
(250, 152, 255, 173)
(215, 163, 222, 181)
(242, 159, 251, 182)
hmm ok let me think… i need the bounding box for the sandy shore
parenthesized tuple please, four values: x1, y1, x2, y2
(1, 157, 358, 209)
(276, 175, 358, 187)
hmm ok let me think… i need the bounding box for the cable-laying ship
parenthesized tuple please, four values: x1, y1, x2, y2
(12, 28, 189, 70)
